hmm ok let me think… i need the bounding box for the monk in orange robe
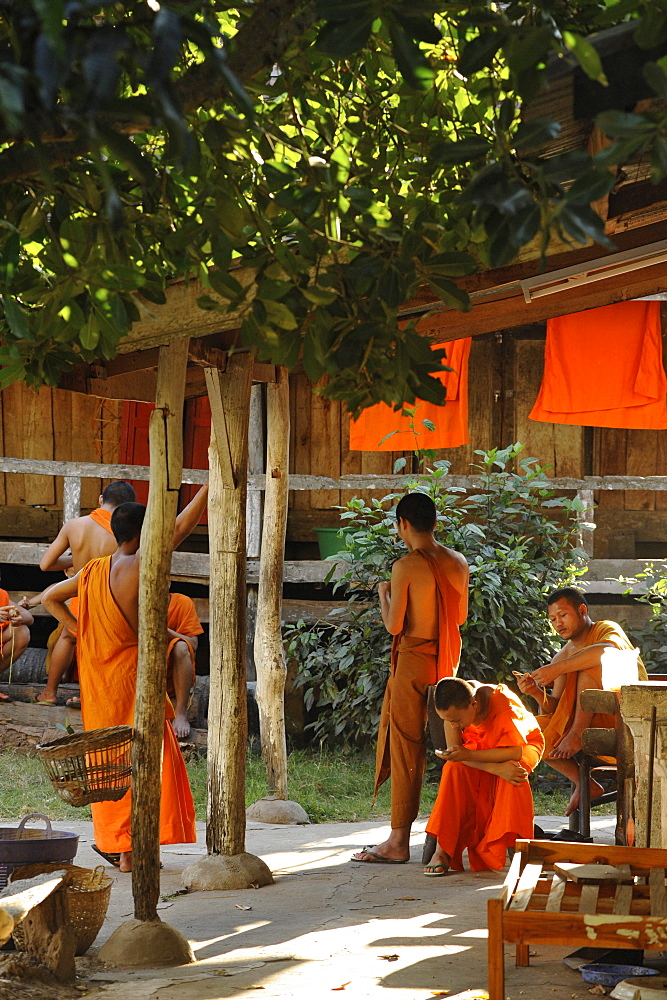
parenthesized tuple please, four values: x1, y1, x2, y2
(21, 481, 136, 706)
(517, 586, 646, 816)
(0, 587, 33, 699)
(43, 486, 208, 872)
(166, 592, 204, 739)
(424, 676, 544, 874)
(352, 493, 468, 864)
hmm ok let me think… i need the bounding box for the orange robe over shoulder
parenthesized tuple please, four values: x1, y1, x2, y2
(0, 587, 10, 636)
(426, 685, 544, 871)
(539, 621, 647, 760)
(374, 549, 465, 828)
(349, 339, 472, 451)
(77, 556, 196, 853)
(529, 301, 667, 429)
(166, 593, 204, 695)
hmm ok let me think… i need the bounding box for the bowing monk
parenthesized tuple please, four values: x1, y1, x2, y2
(21, 481, 136, 706)
(517, 587, 646, 817)
(424, 677, 544, 874)
(166, 592, 204, 739)
(352, 492, 468, 864)
(43, 485, 208, 873)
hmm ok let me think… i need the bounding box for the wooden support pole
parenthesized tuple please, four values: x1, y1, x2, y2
(132, 339, 188, 922)
(206, 352, 253, 856)
(255, 368, 289, 799)
(245, 384, 264, 682)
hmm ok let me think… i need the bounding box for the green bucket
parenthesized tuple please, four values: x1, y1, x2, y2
(315, 526, 349, 559)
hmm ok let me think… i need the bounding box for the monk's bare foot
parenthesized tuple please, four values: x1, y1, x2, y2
(171, 712, 191, 740)
(36, 692, 57, 705)
(424, 847, 450, 876)
(565, 778, 604, 817)
(351, 839, 410, 863)
(119, 851, 132, 872)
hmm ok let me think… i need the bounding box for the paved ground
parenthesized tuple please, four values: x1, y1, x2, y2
(7, 812, 640, 1000)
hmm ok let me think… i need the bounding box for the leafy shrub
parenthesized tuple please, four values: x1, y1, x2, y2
(616, 566, 667, 673)
(285, 444, 587, 746)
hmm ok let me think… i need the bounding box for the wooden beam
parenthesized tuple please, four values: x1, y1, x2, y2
(133, 338, 189, 922)
(204, 367, 236, 489)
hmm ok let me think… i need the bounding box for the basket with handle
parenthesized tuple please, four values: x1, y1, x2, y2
(10, 862, 113, 955)
(36, 726, 134, 806)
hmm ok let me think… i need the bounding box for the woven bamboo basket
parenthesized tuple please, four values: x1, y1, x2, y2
(36, 726, 134, 806)
(11, 862, 113, 955)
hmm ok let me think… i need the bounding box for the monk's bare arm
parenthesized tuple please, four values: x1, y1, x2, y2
(39, 525, 74, 573)
(378, 559, 409, 635)
(173, 485, 209, 549)
(532, 642, 617, 687)
(42, 575, 80, 633)
(168, 628, 199, 652)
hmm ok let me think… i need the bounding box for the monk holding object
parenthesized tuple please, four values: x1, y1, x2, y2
(43, 486, 208, 873)
(352, 492, 468, 864)
(22, 481, 136, 706)
(0, 591, 33, 699)
(424, 677, 544, 875)
(516, 587, 646, 817)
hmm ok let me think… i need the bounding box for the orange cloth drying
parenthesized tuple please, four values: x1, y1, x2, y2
(89, 508, 114, 534)
(166, 593, 204, 695)
(349, 339, 472, 450)
(374, 549, 466, 828)
(426, 685, 544, 871)
(539, 621, 647, 761)
(529, 301, 667, 428)
(77, 556, 196, 854)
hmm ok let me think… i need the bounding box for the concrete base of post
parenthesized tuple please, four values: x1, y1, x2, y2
(98, 918, 195, 967)
(181, 852, 274, 891)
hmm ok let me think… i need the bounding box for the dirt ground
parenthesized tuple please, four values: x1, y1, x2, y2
(1, 812, 650, 1000)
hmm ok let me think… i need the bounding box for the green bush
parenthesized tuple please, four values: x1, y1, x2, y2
(617, 565, 667, 673)
(285, 444, 586, 746)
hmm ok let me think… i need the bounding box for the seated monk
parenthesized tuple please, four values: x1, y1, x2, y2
(424, 676, 544, 875)
(166, 592, 204, 739)
(0, 588, 33, 700)
(517, 586, 646, 817)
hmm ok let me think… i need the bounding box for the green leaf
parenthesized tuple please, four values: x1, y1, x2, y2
(96, 125, 158, 187)
(426, 278, 471, 311)
(458, 31, 503, 78)
(558, 204, 614, 249)
(565, 168, 615, 205)
(563, 32, 607, 85)
(513, 117, 561, 153)
(650, 136, 667, 185)
(263, 299, 298, 330)
(643, 61, 667, 101)
(316, 17, 373, 58)
(302, 286, 336, 306)
(208, 270, 244, 299)
(595, 110, 656, 139)
(392, 11, 441, 46)
(388, 22, 433, 90)
(424, 251, 477, 278)
(2, 296, 29, 340)
(634, 9, 667, 50)
(430, 136, 491, 165)
(80, 313, 99, 351)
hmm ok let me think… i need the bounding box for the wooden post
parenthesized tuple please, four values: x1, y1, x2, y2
(246, 384, 264, 682)
(247, 367, 308, 824)
(182, 352, 273, 889)
(62, 476, 81, 521)
(132, 339, 188, 922)
(575, 489, 595, 558)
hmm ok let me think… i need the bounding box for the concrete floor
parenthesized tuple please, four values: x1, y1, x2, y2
(17, 813, 628, 1000)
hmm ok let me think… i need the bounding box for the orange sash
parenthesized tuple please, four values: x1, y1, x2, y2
(89, 508, 114, 534)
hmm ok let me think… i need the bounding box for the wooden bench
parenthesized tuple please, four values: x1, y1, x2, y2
(487, 839, 667, 1000)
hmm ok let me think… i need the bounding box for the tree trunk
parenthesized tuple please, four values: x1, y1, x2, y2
(132, 339, 188, 922)
(206, 353, 253, 855)
(254, 367, 289, 798)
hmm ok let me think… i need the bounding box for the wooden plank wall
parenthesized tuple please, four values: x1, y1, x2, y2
(0, 386, 123, 516)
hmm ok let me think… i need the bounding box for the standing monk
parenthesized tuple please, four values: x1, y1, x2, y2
(424, 677, 544, 874)
(517, 587, 646, 816)
(22, 481, 136, 706)
(43, 486, 208, 873)
(352, 493, 468, 864)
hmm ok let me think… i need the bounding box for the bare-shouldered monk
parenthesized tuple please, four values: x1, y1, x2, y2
(21, 481, 136, 705)
(353, 492, 468, 865)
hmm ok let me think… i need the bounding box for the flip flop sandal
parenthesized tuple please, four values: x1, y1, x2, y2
(65, 697, 81, 709)
(423, 864, 449, 877)
(92, 844, 121, 868)
(0, 693, 12, 704)
(351, 850, 408, 864)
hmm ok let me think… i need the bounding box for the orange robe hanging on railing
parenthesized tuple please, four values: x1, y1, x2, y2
(426, 685, 544, 871)
(374, 549, 465, 828)
(529, 301, 667, 428)
(77, 556, 196, 854)
(349, 339, 472, 451)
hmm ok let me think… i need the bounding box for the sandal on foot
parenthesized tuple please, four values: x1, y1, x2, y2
(423, 863, 449, 877)
(92, 844, 121, 868)
(65, 696, 81, 709)
(351, 850, 408, 864)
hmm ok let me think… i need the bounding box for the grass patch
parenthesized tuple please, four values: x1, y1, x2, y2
(0, 748, 614, 825)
